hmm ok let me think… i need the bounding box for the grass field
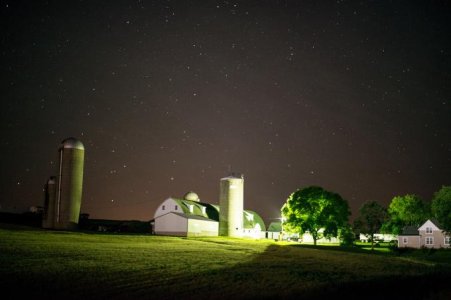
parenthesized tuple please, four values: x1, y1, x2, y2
(0, 224, 450, 299)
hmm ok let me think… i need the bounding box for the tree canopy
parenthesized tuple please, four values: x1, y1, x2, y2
(431, 186, 451, 233)
(382, 194, 429, 234)
(281, 186, 350, 245)
(354, 201, 387, 250)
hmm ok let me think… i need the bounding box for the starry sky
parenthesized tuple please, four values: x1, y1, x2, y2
(1, 0, 450, 223)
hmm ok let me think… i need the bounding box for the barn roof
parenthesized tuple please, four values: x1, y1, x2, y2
(168, 212, 217, 222)
(168, 198, 265, 230)
(267, 221, 282, 232)
(171, 199, 219, 221)
(243, 210, 266, 231)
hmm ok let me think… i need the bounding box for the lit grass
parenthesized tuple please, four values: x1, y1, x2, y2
(0, 224, 450, 299)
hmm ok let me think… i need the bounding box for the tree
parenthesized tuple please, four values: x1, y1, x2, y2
(382, 194, 428, 234)
(431, 186, 451, 233)
(281, 186, 350, 246)
(354, 201, 387, 251)
(338, 224, 356, 247)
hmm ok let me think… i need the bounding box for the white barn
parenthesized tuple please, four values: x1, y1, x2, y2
(154, 212, 218, 237)
(153, 192, 266, 238)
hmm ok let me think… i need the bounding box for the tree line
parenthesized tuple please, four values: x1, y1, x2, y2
(281, 185, 451, 248)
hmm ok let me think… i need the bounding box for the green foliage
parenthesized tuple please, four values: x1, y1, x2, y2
(281, 186, 350, 245)
(382, 194, 429, 234)
(354, 201, 386, 250)
(338, 224, 355, 246)
(431, 186, 451, 233)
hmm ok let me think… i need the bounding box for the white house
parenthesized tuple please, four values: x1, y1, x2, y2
(398, 219, 450, 249)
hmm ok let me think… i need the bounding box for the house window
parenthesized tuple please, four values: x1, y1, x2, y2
(175, 205, 178, 211)
(188, 205, 194, 213)
(425, 237, 433, 245)
(162, 205, 165, 210)
(426, 227, 432, 234)
(445, 237, 450, 245)
(201, 207, 206, 215)
(403, 237, 408, 244)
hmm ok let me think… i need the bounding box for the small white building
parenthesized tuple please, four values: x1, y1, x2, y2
(265, 221, 282, 240)
(265, 222, 340, 243)
(301, 231, 340, 244)
(398, 219, 450, 249)
(359, 233, 397, 243)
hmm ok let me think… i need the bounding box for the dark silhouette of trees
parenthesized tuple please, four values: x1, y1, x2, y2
(354, 201, 387, 250)
(431, 186, 451, 233)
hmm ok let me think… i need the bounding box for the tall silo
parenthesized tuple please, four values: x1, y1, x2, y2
(42, 176, 56, 229)
(54, 137, 85, 230)
(219, 173, 244, 237)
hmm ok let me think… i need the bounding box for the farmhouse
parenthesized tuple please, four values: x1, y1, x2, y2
(153, 191, 266, 238)
(398, 219, 450, 249)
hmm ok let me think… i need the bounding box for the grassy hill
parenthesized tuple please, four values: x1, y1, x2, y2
(0, 224, 450, 299)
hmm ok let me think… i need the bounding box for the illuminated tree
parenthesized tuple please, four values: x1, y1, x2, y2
(382, 194, 429, 234)
(354, 201, 387, 250)
(431, 186, 451, 233)
(281, 186, 350, 246)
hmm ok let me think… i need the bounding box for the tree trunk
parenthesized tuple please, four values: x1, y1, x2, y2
(312, 231, 318, 246)
(371, 233, 374, 251)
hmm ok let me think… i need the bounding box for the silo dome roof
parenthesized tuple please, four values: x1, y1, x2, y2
(183, 191, 200, 202)
(60, 137, 84, 150)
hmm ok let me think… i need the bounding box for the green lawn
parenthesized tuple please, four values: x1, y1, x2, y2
(0, 224, 450, 299)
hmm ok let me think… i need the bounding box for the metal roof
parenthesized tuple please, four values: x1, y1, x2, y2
(169, 212, 218, 222)
(59, 137, 84, 150)
(169, 198, 266, 230)
(267, 221, 282, 232)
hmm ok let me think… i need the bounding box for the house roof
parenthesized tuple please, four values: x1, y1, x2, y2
(400, 225, 420, 236)
(428, 218, 442, 229)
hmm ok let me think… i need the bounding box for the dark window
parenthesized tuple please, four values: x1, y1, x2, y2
(162, 205, 165, 210)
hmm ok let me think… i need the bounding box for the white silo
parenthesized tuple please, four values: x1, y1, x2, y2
(219, 173, 244, 237)
(42, 176, 56, 229)
(54, 137, 85, 230)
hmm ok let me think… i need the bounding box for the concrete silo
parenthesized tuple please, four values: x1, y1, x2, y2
(54, 137, 85, 230)
(42, 176, 56, 229)
(219, 174, 244, 237)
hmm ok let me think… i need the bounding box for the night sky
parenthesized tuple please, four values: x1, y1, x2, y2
(1, 0, 450, 223)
